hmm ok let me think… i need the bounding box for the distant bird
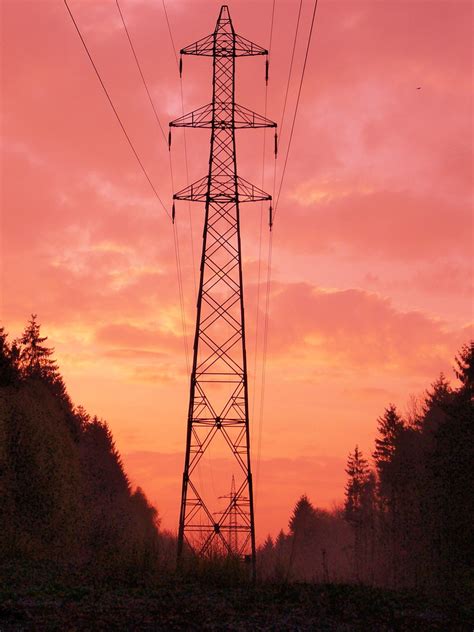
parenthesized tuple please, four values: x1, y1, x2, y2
(417, 86, 421, 90)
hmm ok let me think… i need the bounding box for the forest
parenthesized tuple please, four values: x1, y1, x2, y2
(258, 345, 473, 597)
(0, 315, 173, 581)
(0, 316, 472, 628)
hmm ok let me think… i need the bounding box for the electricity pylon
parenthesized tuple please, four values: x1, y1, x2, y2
(220, 475, 239, 555)
(170, 5, 276, 578)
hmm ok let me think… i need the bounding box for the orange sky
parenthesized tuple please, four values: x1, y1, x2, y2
(1, 0, 472, 541)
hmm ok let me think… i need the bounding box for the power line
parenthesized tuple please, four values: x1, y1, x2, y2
(162, 0, 198, 298)
(114, 0, 176, 193)
(162, 0, 179, 67)
(115, 0, 167, 144)
(255, 231, 273, 499)
(256, 0, 310, 500)
(64, 0, 170, 218)
(253, 0, 276, 506)
(256, 0, 320, 500)
(66, 0, 190, 381)
(268, 0, 276, 56)
(162, 0, 206, 496)
(173, 221, 191, 374)
(278, 0, 303, 144)
(113, 0, 191, 375)
(256, 0, 320, 498)
(273, 0, 319, 220)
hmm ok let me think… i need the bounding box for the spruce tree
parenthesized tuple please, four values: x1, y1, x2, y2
(344, 446, 374, 580)
(344, 445, 370, 525)
(454, 340, 474, 399)
(19, 314, 59, 381)
(289, 494, 317, 538)
(373, 404, 404, 473)
(0, 326, 18, 386)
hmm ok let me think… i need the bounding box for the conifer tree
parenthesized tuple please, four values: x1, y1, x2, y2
(289, 494, 317, 539)
(424, 373, 452, 409)
(421, 374, 452, 438)
(344, 446, 375, 580)
(372, 405, 407, 585)
(373, 404, 404, 474)
(74, 405, 91, 430)
(344, 445, 370, 525)
(454, 340, 474, 399)
(426, 341, 474, 588)
(19, 314, 59, 381)
(0, 326, 17, 386)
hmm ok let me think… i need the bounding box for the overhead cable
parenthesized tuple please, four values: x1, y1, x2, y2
(64, 0, 170, 218)
(115, 0, 168, 144)
(114, 0, 190, 373)
(162, 0, 198, 297)
(273, 0, 319, 220)
(278, 0, 303, 144)
(254, 0, 276, 505)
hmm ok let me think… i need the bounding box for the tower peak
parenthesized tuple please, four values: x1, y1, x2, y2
(216, 5, 233, 33)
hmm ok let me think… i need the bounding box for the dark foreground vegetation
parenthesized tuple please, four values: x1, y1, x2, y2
(1, 560, 471, 631)
(0, 316, 473, 629)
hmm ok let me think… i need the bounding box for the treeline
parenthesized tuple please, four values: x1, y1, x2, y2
(2, 315, 472, 593)
(0, 315, 172, 580)
(258, 343, 474, 595)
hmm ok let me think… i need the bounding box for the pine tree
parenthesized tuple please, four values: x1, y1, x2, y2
(372, 405, 406, 585)
(421, 374, 452, 438)
(424, 373, 452, 408)
(287, 495, 319, 580)
(261, 534, 274, 552)
(373, 404, 404, 473)
(344, 446, 374, 580)
(74, 405, 91, 430)
(424, 373, 452, 415)
(426, 341, 474, 589)
(19, 314, 59, 382)
(289, 494, 317, 539)
(454, 340, 474, 399)
(344, 445, 370, 525)
(0, 326, 18, 386)
(81, 417, 130, 499)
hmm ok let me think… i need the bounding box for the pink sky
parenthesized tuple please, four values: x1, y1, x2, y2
(1, 0, 472, 541)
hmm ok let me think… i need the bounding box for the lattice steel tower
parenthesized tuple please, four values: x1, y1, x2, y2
(170, 5, 276, 576)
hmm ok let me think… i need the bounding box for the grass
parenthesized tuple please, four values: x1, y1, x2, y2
(0, 560, 471, 631)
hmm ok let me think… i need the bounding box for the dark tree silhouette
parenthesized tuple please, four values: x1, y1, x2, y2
(454, 341, 474, 397)
(0, 318, 162, 578)
(426, 341, 474, 589)
(289, 494, 317, 538)
(344, 446, 370, 524)
(19, 314, 58, 381)
(373, 404, 404, 474)
(258, 342, 473, 593)
(0, 326, 18, 386)
(344, 446, 375, 580)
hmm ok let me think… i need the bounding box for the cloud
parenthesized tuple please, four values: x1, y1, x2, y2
(96, 322, 179, 349)
(265, 282, 469, 374)
(280, 188, 471, 262)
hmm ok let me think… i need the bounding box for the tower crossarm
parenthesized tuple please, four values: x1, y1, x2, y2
(181, 33, 267, 58)
(171, 102, 276, 130)
(180, 6, 267, 58)
(174, 175, 271, 203)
